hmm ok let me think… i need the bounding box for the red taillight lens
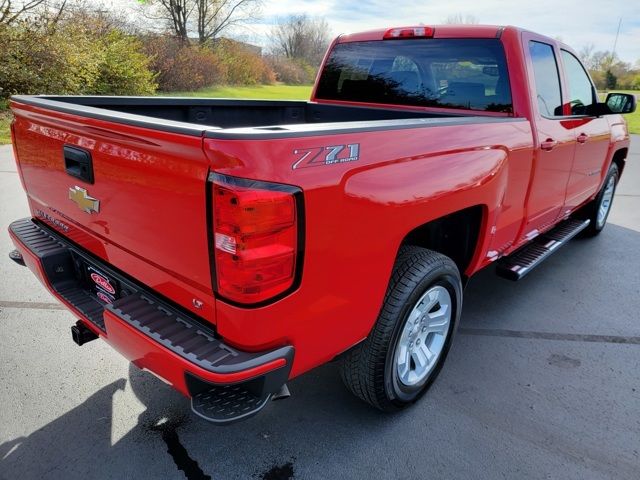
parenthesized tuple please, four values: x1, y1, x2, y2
(212, 174, 302, 304)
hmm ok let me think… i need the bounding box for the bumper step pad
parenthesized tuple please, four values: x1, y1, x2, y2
(496, 218, 590, 281)
(191, 384, 271, 424)
(108, 293, 249, 373)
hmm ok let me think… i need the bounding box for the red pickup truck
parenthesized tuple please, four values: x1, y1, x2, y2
(8, 25, 636, 423)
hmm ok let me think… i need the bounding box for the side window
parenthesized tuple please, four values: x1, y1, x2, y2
(528, 41, 563, 117)
(561, 50, 596, 115)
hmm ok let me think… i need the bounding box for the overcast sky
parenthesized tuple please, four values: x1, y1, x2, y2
(116, 0, 640, 63)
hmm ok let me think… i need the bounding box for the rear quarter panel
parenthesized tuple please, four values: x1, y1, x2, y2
(205, 119, 534, 376)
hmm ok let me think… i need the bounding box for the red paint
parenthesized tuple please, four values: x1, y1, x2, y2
(8, 25, 631, 398)
(102, 309, 287, 395)
(10, 103, 216, 324)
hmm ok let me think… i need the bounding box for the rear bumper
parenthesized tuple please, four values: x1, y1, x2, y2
(8, 218, 293, 399)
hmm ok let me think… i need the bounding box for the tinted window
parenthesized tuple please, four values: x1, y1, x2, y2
(561, 50, 596, 115)
(529, 41, 563, 116)
(315, 39, 512, 113)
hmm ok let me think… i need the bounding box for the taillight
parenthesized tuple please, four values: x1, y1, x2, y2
(383, 26, 434, 39)
(210, 173, 303, 305)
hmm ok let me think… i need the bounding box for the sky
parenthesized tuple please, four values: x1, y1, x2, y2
(114, 0, 640, 64)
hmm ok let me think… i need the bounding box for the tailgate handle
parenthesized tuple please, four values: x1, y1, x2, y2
(64, 145, 94, 184)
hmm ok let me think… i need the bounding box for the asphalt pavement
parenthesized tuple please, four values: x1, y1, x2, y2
(0, 137, 639, 480)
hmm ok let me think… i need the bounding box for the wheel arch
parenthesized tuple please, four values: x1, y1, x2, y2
(611, 147, 628, 178)
(399, 205, 485, 282)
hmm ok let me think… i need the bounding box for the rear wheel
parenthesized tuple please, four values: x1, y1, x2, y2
(581, 163, 619, 236)
(340, 246, 462, 411)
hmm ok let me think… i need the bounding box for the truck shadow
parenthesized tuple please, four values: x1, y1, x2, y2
(0, 363, 387, 480)
(1, 223, 638, 479)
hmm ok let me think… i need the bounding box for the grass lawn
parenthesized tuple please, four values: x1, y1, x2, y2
(626, 109, 640, 135)
(170, 84, 313, 100)
(0, 110, 12, 145)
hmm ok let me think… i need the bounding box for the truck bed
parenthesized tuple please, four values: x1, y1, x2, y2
(12, 95, 513, 137)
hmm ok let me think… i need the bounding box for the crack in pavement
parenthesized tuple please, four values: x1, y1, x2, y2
(459, 327, 640, 345)
(2, 299, 638, 345)
(0, 300, 65, 310)
(147, 416, 212, 480)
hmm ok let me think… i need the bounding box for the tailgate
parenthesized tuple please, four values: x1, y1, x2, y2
(10, 100, 214, 319)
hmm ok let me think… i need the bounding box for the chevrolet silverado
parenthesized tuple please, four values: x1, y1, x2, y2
(7, 25, 636, 423)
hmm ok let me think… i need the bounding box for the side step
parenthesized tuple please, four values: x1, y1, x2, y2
(496, 218, 590, 281)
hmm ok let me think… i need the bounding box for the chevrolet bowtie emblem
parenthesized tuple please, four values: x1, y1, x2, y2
(69, 186, 100, 214)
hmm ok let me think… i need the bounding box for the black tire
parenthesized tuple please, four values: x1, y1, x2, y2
(339, 246, 462, 411)
(580, 163, 619, 236)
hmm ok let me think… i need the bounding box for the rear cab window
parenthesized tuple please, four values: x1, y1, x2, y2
(315, 39, 512, 113)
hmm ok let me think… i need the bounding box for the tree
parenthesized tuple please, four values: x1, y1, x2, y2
(591, 50, 617, 71)
(140, 0, 261, 43)
(141, 0, 191, 42)
(578, 44, 596, 69)
(0, 0, 46, 24)
(195, 0, 260, 44)
(605, 69, 617, 90)
(579, 45, 640, 90)
(272, 15, 330, 66)
(443, 13, 479, 24)
(1, 0, 72, 30)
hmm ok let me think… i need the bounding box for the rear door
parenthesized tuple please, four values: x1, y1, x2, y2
(521, 34, 576, 237)
(558, 49, 611, 211)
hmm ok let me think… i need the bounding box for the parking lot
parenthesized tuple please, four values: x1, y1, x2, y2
(1, 137, 639, 480)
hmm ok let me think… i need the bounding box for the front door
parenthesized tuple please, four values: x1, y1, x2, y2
(558, 49, 611, 212)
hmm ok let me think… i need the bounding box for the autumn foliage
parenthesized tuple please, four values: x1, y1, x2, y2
(0, 8, 281, 99)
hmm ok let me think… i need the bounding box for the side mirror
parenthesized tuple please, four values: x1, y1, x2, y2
(604, 92, 637, 114)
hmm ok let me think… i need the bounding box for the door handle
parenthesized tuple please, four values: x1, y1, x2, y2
(540, 138, 558, 151)
(577, 133, 589, 144)
(64, 145, 94, 184)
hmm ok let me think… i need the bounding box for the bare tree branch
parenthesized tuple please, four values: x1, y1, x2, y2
(0, 0, 47, 25)
(139, 0, 261, 43)
(48, 0, 68, 28)
(272, 15, 330, 66)
(196, 0, 261, 43)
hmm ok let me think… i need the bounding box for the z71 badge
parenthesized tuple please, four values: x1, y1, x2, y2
(292, 143, 360, 170)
